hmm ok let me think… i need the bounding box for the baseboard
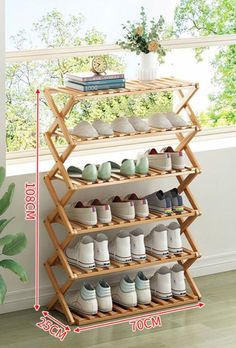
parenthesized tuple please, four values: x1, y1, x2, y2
(1, 251, 236, 314)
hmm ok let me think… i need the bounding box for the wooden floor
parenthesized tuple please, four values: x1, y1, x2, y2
(0, 271, 236, 348)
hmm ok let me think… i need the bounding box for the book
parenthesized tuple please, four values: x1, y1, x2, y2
(65, 81, 125, 92)
(67, 78, 125, 86)
(65, 71, 124, 82)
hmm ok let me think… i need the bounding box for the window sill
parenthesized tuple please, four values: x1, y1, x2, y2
(6, 126, 236, 177)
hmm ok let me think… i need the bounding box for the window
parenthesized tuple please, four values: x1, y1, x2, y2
(5, 0, 236, 154)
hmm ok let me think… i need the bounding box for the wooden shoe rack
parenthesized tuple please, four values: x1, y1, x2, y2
(43, 77, 202, 326)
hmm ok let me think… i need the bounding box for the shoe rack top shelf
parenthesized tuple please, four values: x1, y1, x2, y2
(52, 247, 198, 281)
(44, 76, 199, 101)
(54, 206, 199, 236)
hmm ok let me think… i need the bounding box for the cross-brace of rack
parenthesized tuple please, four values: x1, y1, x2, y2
(43, 77, 202, 325)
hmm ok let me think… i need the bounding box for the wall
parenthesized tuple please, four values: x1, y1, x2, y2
(0, 143, 236, 314)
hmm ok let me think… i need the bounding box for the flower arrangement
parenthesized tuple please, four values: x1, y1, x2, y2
(117, 7, 167, 60)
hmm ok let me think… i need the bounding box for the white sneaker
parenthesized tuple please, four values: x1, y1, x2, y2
(150, 266, 172, 299)
(65, 282, 98, 315)
(96, 280, 113, 312)
(145, 148, 172, 171)
(125, 193, 149, 218)
(108, 196, 135, 220)
(162, 146, 185, 170)
(88, 199, 112, 224)
(94, 233, 110, 267)
(112, 275, 137, 307)
(171, 264, 186, 296)
(135, 271, 151, 304)
(109, 231, 132, 263)
(65, 235, 95, 269)
(167, 222, 183, 254)
(145, 224, 168, 257)
(65, 201, 97, 226)
(130, 228, 146, 261)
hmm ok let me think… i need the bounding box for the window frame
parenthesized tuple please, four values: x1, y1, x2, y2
(4, 25, 236, 161)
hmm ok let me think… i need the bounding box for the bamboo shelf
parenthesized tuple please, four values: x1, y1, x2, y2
(44, 76, 202, 326)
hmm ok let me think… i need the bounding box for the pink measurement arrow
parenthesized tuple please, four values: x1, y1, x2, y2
(42, 311, 71, 331)
(74, 302, 205, 333)
(34, 89, 40, 312)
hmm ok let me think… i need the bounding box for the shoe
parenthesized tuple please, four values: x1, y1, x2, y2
(65, 235, 95, 269)
(67, 164, 97, 182)
(65, 201, 97, 225)
(171, 264, 186, 296)
(164, 188, 184, 213)
(165, 112, 188, 127)
(167, 222, 183, 254)
(162, 146, 185, 170)
(150, 266, 172, 299)
(97, 162, 111, 180)
(96, 280, 113, 312)
(135, 271, 151, 304)
(110, 159, 136, 177)
(71, 121, 98, 138)
(112, 117, 135, 134)
(112, 275, 137, 307)
(89, 199, 112, 224)
(65, 282, 98, 315)
(94, 233, 110, 267)
(146, 190, 172, 215)
(108, 196, 135, 220)
(148, 113, 172, 129)
(130, 228, 146, 260)
(125, 193, 149, 218)
(145, 224, 168, 257)
(109, 231, 132, 263)
(135, 156, 149, 175)
(145, 149, 172, 171)
(128, 116, 150, 132)
(92, 120, 114, 136)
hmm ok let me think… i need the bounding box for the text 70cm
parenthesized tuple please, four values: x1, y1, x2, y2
(24, 182, 36, 220)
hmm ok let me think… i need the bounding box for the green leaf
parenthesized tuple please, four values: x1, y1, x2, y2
(0, 260, 28, 282)
(0, 183, 15, 216)
(0, 217, 15, 233)
(2, 233, 27, 256)
(0, 235, 14, 247)
(0, 167, 5, 188)
(0, 275, 7, 304)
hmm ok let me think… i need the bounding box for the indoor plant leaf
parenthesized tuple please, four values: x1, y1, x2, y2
(0, 235, 14, 247)
(0, 183, 15, 216)
(0, 217, 15, 233)
(2, 233, 27, 256)
(0, 259, 28, 282)
(0, 275, 7, 304)
(0, 167, 5, 188)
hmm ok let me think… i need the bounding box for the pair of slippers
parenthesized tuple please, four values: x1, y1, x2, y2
(70, 113, 189, 139)
(67, 157, 149, 182)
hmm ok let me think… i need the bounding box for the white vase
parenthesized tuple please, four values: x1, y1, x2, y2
(137, 52, 157, 81)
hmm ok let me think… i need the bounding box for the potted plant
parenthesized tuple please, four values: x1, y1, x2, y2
(117, 7, 167, 81)
(0, 167, 28, 304)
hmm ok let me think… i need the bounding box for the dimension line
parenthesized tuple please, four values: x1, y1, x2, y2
(74, 302, 205, 333)
(34, 89, 40, 311)
(42, 311, 71, 331)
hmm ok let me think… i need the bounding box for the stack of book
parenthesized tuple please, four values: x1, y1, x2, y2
(65, 71, 125, 92)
